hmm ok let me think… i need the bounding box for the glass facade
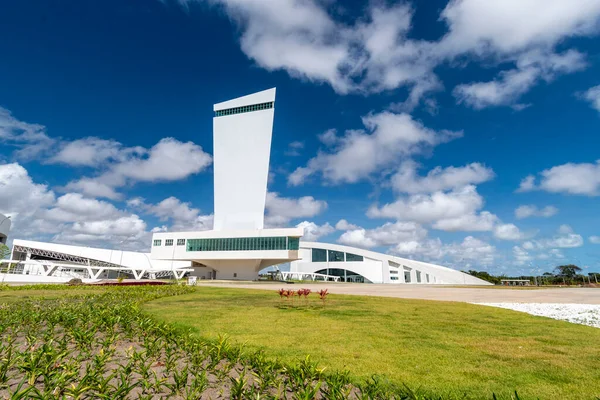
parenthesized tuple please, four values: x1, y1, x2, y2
(215, 102, 274, 117)
(345, 253, 363, 262)
(165, 239, 173, 246)
(153, 239, 161, 246)
(315, 268, 371, 283)
(186, 236, 299, 252)
(328, 250, 344, 262)
(177, 239, 186, 246)
(312, 248, 327, 262)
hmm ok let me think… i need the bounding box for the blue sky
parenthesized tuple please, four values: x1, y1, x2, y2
(1, 0, 600, 275)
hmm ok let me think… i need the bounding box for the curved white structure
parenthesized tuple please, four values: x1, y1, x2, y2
(0, 214, 10, 245)
(2, 239, 192, 283)
(290, 242, 491, 285)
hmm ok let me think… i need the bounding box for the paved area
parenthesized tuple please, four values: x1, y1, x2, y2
(197, 282, 600, 304)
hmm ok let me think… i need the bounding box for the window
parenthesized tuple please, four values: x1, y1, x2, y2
(312, 248, 327, 262)
(390, 276, 399, 280)
(404, 271, 411, 283)
(153, 239, 162, 246)
(165, 239, 173, 246)
(215, 101, 274, 117)
(345, 253, 363, 262)
(389, 261, 400, 268)
(186, 236, 297, 252)
(416, 270, 422, 283)
(328, 250, 344, 262)
(233, 273, 237, 278)
(389, 270, 398, 274)
(426, 274, 430, 283)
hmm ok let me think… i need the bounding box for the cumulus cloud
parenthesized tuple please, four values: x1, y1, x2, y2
(296, 221, 334, 241)
(335, 219, 359, 231)
(581, 84, 600, 112)
(65, 138, 212, 199)
(539, 225, 584, 248)
(392, 235, 497, 267)
(174, 0, 600, 109)
(284, 141, 304, 157)
(368, 185, 483, 224)
(264, 192, 327, 227)
(515, 205, 558, 219)
(128, 196, 213, 232)
(493, 223, 527, 241)
(49, 137, 144, 167)
(289, 112, 461, 186)
(390, 161, 494, 194)
(338, 221, 428, 249)
(0, 162, 151, 249)
(518, 161, 600, 196)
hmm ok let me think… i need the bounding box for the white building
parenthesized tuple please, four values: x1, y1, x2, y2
(2, 239, 192, 284)
(150, 88, 304, 280)
(290, 242, 490, 285)
(0, 214, 10, 245)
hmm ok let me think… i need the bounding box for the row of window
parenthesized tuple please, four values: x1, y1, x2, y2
(401, 270, 430, 283)
(214, 102, 274, 117)
(311, 248, 364, 263)
(153, 238, 186, 247)
(186, 236, 300, 252)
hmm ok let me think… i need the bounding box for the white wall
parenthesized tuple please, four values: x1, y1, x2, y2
(213, 88, 276, 230)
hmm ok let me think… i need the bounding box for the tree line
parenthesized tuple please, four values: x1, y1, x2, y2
(465, 265, 600, 285)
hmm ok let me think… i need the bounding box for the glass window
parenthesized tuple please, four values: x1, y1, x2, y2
(177, 239, 185, 246)
(312, 248, 327, 262)
(153, 239, 161, 246)
(328, 250, 344, 262)
(345, 253, 363, 262)
(389, 270, 398, 274)
(404, 271, 411, 283)
(416, 270, 422, 283)
(288, 237, 299, 250)
(165, 239, 173, 246)
(426, 274, 430, 283)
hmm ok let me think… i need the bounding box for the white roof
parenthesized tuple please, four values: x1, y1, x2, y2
(213, 88, 276, 111)
(13, 239, 191, 271)
(0, 214, 10, 237)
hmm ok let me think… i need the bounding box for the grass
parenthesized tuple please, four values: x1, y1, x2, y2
(145, 286, 600, 400)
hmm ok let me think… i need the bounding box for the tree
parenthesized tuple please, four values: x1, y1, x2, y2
(555, 264, 582, 279)
(0, 244, 10, 260)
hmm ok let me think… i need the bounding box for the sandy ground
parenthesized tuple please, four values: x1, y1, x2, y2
(196, 282, 600, 304)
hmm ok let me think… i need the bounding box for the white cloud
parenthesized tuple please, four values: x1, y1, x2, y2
(368, 185, 483, 224)
(453, 50, 586, 109)
(581, 84, 600, 112)
(517, 175, 536, 192)
(335, 219, 359, 231)
(127, 196, 213, 232)
(289, 112, 461, 186)
(66, 138, 212, 199)
(513, 245, 533, 265)
(519, 161, 600, 196)
(589, 236, 600, 244)
(265, 192, 327, 227)
(392, 235, 496, 267)
(433, 211, 499, 232)
(50, 137, 144, 167)
(0, 162, 153, 249)
(296, 221, 334, 241)
(0, 106, 55, 160)
(494, 223, 527, 241)
(285, 141, 304, 156)
(539, 225, 584, 248)
(337, 221, 427, 249)
(175, 0, 600, 109)
(391, 161, 495, 194)
(515, 205, 558, 219)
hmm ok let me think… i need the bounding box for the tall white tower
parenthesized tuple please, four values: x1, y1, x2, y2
(212, 88, 276, 230)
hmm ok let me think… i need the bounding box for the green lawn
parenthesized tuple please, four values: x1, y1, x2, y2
(145, 287, 600, 399)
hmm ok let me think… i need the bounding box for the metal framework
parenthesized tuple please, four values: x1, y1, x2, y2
(12, 245, 122, 269)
